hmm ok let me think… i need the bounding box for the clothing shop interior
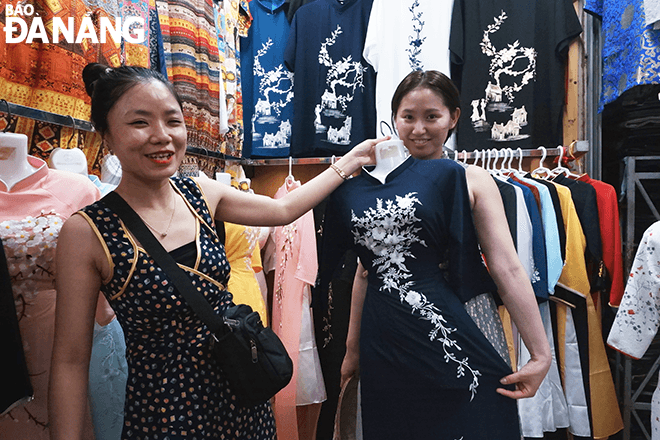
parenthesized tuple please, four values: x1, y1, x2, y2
(2, 0, 660, 439)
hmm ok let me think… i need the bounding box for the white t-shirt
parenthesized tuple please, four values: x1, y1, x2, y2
(363, 0, 454, 143)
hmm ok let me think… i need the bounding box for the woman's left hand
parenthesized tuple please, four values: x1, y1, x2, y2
(496, 356, 551, 399)
(337, 136, 391, 174)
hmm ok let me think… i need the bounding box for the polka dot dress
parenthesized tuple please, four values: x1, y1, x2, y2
(79, 178, 277, 439)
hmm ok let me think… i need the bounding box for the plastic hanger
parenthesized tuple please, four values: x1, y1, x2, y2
(484, 149, 493, 172)
(505, 148, 516, 174)
(65, 115, 76, 148)
(531, 146, 552, 178)
(517, 147, 524, 174)
(473, 150, 481, 168)
(497, 148, 508, 175)
(549, 145, 581, 179)
(461, 150, 468, 165)
(1, 99, 10, 133)
(285, 156, 295, 185)
(492, 149, 506, 178)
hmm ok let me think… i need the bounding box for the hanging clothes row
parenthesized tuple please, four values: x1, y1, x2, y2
(472, 146, 624, 439)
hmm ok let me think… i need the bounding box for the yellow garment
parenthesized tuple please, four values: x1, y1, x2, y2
(224, 222, 268, 326)
(551, 181, 623, 438)
(552, 182, 590, 299)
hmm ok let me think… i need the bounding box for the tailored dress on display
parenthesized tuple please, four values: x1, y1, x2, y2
(320, 157, 518, 439)
(0, 157, 100, 440)
(0, 236, 33, 415)
(225, 222, 268, 325)
(271, 178, 326, 440)
(607, 221, 660, 440)
(78, 177, 276, 440)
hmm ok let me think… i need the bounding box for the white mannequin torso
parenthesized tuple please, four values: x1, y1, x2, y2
(367, 139, 410, 184)
(0, 133, 39, 191)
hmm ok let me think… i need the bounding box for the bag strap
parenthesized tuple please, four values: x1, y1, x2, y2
(102, 191, 225, 334)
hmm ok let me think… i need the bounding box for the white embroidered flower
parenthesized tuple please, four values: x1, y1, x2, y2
(390, 251, 406, 268)
(383, 233, 401, 246)
(1, 213, 63, 301)
(405, 290, 423, 308)
(396, 194, 416, 209)
(379, 216, 396, 230)
(372, 227, 387, 242)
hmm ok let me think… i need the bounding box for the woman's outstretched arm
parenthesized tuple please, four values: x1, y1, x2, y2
(466, 165, 551, 399)
(199, 137, 388, 226)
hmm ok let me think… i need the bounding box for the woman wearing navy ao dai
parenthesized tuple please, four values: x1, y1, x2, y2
(328, 70, 550, 440)
(323, 158, 520, 439)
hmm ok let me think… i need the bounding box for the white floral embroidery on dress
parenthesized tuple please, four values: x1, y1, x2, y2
(351, 192, 481, 400)
(0, 211, 63, 306)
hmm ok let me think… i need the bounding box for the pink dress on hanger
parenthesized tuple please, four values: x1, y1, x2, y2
(271, 177, 326, 440)
(0, 156, 99, 440)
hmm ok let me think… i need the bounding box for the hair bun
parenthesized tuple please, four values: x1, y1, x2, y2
(82, 63, 110, 97)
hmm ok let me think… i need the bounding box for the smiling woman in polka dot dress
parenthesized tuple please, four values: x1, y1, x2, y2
(48, 63, 384, 440)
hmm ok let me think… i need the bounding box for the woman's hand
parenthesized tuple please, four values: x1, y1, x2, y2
(496, 355, 551, 399)
(340, 344, 360, 388)
(335, 136, 391, 176)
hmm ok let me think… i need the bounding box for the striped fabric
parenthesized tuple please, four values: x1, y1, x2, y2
(157, 0, 222, 152)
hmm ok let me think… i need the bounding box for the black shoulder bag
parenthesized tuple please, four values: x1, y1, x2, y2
(103, 191, 293, 407)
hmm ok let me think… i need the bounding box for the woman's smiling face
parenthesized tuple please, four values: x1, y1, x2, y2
(394, 87, 460, 161)
(103, 80, 187, 183)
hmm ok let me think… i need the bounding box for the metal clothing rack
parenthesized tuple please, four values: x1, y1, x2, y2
(0, 100, 95, 132)
(243, 142, 589, 166)
(0, 100, 589, 167)
(0, 100, 244, 161)
(618, 156, 660, 440)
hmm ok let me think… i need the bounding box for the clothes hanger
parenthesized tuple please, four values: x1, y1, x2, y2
(473, 149, 481, 168)
(461, 150, 468, 165)
(531, 146, 552, 178)
(1, 99, 11, 133)
(549, 145, 581, 179)
(497, 149, 507, 174)
(517, 147, 524, 174)
(492, 149, 507, 179)
(285, 156, 295, 185)
(484, 149, 493, 173)
(497, 148, 508, 175)
(503, 148, 514, 175)
(492, 149, 500, 173)
(65, 115, 76, 148)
